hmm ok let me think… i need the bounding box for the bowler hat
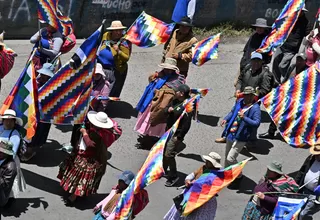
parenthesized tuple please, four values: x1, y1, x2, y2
(177, 17, 194, 27)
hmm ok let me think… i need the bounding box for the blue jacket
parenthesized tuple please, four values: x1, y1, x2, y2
(222, 99, 261, 142)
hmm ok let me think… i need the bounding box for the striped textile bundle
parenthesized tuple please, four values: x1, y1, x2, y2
(0, 50, 15, 79)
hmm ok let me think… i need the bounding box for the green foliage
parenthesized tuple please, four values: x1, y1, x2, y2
(193, 22, 252, 41)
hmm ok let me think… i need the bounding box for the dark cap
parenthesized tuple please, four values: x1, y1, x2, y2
(177, 17, 194, 27)
(119, 170, 135, 185)
(296, 53, 307, 60)
(176, 84, 191, 95)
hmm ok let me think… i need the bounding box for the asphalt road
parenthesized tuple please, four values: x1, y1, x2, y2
(1, 40, 318, 220)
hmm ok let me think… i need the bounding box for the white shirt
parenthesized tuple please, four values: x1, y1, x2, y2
(304, 160, 320, 191)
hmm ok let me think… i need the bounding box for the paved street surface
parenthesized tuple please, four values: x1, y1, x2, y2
(1, 40, 318, 220)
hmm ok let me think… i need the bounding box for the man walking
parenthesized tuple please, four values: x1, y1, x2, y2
(162, 17, 198, 77)
(163, 84, 193, 187)
(221, 86, 261, 187)
(272, 7, 310, 84)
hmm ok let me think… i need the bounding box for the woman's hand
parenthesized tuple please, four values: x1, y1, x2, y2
(80, 128, 86, 133)
(83, 134, 95, 147)
(113, 44, 119, 53)
(93, 206, 100, 213)
(168, 107, 174, 113)
(220, 120, 227, 127)
(256, 192, 265, 200)
(185, 180, 192, 187)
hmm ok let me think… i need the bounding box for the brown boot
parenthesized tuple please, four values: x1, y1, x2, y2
(215, 137, 226, 143)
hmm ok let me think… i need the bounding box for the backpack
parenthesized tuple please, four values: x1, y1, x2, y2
(60, 33, 76, 54)
(9, 129, 27, 158)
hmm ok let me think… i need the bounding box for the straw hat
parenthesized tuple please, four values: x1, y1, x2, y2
(158, 58, 180, 72)
(0, 139, 14, 156)
(0, 109, 23, 126)
(0, 31, 5, 46)
(106, 21, 127, 31)
(95, 63, 106, 77)
(87, 111, 114, 129)
(310, 143, 320, 155)
(37, 63, 55, 78)
(202, 152, 222, 168)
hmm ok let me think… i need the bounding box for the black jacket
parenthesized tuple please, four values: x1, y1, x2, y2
(281, 14, 311, 53)
(295, 155, 320, 193)
(281, 63, 308, 84)
(236, 66, 274, 98)
(240, 32, 271, 70)
(0, 158, 17, 207)
(165, 98, 193, 141)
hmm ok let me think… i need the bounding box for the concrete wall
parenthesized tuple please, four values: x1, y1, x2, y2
(1, 0, 319, 39)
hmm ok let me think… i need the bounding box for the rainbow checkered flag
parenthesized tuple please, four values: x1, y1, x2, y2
(38, 26, 103, 124)
(256, 0, 304, 55)
(181, 158, 251, 216)
(261, 61, 320, 147)
(192, 33, 220, 66)
(125, 11, 175, 48)
(0, 51, 39, 140)
(37, 0, 74, 36)
(114, 111, 186, 219)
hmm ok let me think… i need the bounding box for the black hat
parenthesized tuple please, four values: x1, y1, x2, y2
(177, 17, 194, 27)
(177, 84, 191, 95)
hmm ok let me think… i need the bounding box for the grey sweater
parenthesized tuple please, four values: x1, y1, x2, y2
(30, 28, 63, 60)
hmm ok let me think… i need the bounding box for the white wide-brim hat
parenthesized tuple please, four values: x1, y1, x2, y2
(0, 109, 23, 126)
(202, 152, 222, 168)
(87, 111, 114, 129)
(106, 20, 127, 31)
(95, 63, 106, 77)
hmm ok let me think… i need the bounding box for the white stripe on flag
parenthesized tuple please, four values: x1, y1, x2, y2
(277, 197, 306, 204)
(76, 48, 87, 63)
